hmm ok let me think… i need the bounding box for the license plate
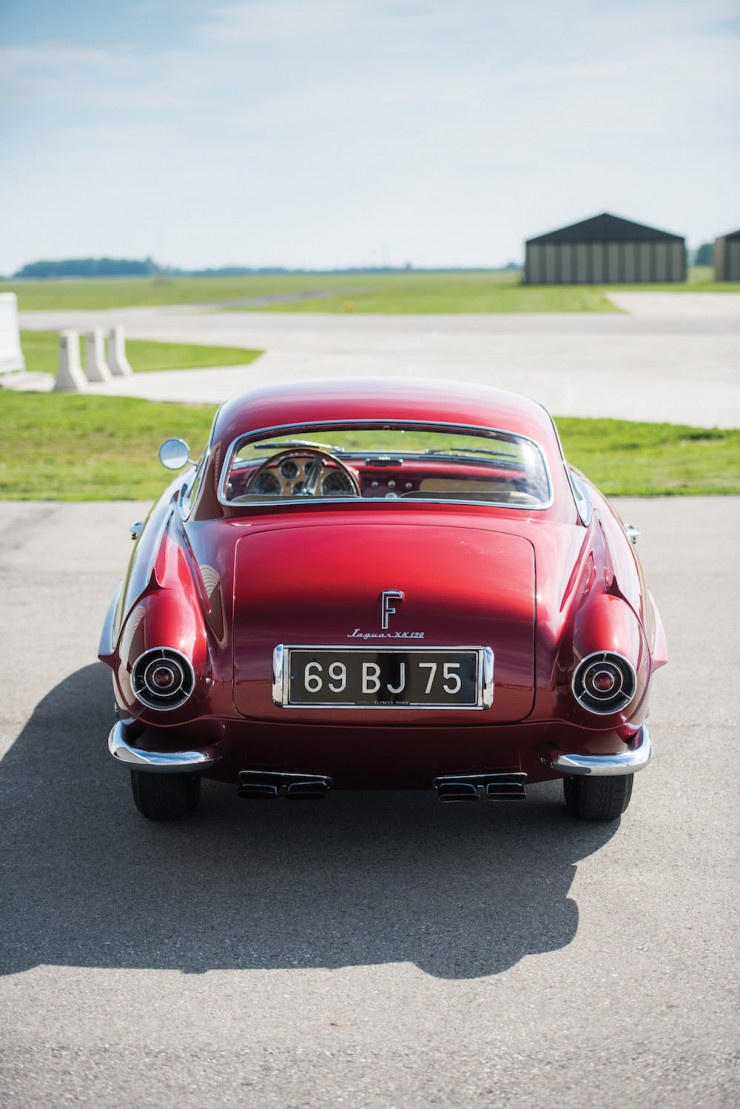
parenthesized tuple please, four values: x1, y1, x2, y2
(273, 646, 493, 709)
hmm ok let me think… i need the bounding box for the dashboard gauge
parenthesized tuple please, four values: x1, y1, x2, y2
(252, 471, 282, 496)
(280, 460, 299, 480)
(292, 480, 306, 494)
(321, 470, 355, 496)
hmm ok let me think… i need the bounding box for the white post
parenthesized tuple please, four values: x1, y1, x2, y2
(54, 331, 88, 392)
(84, 329, 112, 382)
(0, 293, 25, 374)
(107, 325, 133, 377)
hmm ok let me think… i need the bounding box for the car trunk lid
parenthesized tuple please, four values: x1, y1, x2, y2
(232, 520, 535, 723)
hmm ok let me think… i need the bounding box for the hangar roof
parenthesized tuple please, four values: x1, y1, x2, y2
(527, 212, 684, 245)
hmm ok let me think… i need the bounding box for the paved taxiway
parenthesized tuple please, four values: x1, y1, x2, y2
(0, 498, 737, 1107)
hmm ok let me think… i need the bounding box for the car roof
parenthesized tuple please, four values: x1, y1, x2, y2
(211, 378, 559, 449)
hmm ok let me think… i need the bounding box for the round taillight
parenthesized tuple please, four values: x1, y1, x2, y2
(131, 648, 195, 711)
(572, 652, 637, 715)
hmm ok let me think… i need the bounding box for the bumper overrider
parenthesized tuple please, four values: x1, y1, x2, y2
(108, 721, 221, 773)
(542, 725, 652, 776)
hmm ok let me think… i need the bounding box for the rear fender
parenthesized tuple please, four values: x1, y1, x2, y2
(564, 588, 650, 727)
(98, 581, 122, 664)
(111, 526, 211, 722)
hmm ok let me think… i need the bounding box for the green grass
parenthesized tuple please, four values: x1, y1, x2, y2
(5, 273, 377, 311)
(20, 330, 262, 374)
(557, 419, 740, 495)
(237, 276, 615, 314)
(3, 267, 738, 315)
(0, 393, 214, 500)
(0, 392, 737, 500)
(688, 266, 715, 284)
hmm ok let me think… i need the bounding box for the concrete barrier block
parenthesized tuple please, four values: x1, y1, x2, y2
(0, 292, 25, 374)
(107, 326, 133, 377)
(85, 329, 112, 382)
(54, 331, 88, 392)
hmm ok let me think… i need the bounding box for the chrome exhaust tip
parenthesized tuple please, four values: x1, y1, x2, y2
(484, 776, 527, 800)
(434, 773, 527, 802)
(238, 770, 333, 801)
(436, 781, 480, 802)
(237, 781, 280, 800)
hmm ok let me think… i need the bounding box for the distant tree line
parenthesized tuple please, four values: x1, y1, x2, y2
(160, 264, 519, 276)
(12, 258, 522, 279)
(14, 257, 157, 278)
(9, 248, 720, 280)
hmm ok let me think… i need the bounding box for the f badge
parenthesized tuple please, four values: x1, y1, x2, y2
(380, 589, 404, 630)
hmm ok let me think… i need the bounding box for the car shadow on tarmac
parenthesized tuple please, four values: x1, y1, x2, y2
(0, 664, 619, 980)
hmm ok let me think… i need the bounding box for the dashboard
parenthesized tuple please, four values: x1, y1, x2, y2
(228, 449, 541, 505)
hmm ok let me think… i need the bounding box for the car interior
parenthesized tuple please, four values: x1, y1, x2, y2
(222, 426, 551, 508)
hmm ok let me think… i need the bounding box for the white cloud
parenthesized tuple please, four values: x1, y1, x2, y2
(0, 0, 737, 272)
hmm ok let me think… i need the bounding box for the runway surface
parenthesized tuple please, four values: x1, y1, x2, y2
(17, 293, 740, 427)
(0, 498, 737, 1107)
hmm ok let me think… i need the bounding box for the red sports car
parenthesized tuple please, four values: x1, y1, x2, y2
(99, 379, 666, 822)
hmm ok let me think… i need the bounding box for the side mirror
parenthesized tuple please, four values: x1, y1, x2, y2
(159, 438, 191, 470)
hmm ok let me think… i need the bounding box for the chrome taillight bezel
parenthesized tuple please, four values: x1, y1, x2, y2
(572, 651, 637, 715)
(131, 647, 195, 711)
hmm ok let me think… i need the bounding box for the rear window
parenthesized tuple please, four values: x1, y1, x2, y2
(220, 422, 551, 509)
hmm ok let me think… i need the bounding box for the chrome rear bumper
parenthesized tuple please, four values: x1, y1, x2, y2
(108, 719, 652, 780)
(543, 725, 652, 777)
(108, 721, 220, 773)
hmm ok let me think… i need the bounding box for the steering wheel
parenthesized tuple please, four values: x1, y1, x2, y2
(246, 448, 361, 497)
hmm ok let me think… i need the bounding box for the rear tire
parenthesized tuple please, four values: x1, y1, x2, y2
(564, 774, 633, 821)
(130, 770, 201, 821)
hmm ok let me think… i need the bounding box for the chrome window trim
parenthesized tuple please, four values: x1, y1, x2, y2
(180, 447, 210, 521)
(569, 470, 593, 526)
(547, 414, 590, 524)
(179, 407, 220, 519)
(272, 644, 494, 710)
(218, 419, 554, 512)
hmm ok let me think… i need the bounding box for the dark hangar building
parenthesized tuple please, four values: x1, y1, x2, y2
(524, 212, 686, 285)
(713, 229, 740, 281)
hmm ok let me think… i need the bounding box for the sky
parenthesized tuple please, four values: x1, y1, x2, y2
(0, 0, 738, 274)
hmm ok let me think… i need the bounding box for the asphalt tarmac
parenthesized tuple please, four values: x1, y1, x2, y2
(0, 498, 737, 1107)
